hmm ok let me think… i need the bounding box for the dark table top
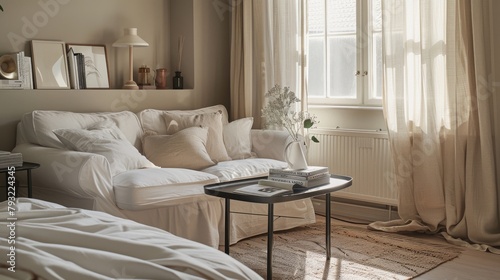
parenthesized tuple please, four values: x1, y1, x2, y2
(204, 174, 352, 204)
(0, 162, 40, 173)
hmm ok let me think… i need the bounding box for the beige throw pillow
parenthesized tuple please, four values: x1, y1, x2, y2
(142, 127, 215, 170)
(163, 111, 231, 163)
(53, 121, 156, 177)
(223, 117, 254, 160)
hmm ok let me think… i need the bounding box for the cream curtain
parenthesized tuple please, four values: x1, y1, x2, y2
(230, 0, 307, 126)
(371, 0, 499, 253)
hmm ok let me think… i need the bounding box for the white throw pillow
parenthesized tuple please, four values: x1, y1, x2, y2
(142, 127, 215, 170)
(163, 111, 231, 163)
(53, 121, 156, 177)
(223, 117, 254, 160)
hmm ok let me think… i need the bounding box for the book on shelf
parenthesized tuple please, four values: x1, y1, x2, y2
(75, 53, 86, 89)
(269, 166, 329, 177)
(0, 151, 23, 169)
(22, 56, 33, 89)
(0, 79, 23, 89)
(67, 48, 80, 89)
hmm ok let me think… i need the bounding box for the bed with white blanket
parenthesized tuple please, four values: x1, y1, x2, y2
(0, 198, 261, 280)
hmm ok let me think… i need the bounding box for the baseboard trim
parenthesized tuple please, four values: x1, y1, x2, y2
(312, 197, 400, 224)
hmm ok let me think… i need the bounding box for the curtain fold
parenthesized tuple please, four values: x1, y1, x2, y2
(372, 0, 499, 253)
(230, 0, 306, 126)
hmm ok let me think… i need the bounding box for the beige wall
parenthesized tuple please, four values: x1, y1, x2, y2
(0, 0, 231, 151)
(309, 106, 386, 131)
(0, 0, 171, 88)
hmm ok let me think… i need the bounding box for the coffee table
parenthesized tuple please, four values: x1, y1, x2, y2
(204, 174, 352, 279)
(1, 162, 40, 199)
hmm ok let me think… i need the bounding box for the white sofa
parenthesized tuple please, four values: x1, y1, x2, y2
(13, 105, 315, 247)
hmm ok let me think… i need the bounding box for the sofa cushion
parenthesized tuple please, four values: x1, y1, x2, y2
(223, 117, 254, 160)
(113, 168, 220, 210)
(21, 110, 143, 151)
(202, 158, 288, 182)
(163, 111, 231, 163)
(143, 127, 215, 170)
(53, 121, 156, 177)
(138, 105, 229, 136)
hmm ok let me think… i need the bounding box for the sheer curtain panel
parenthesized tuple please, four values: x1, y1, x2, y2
(230, 0, 307, 126)
(371, 0, 499, 253)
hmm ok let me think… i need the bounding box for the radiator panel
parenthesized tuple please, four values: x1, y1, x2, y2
(308, 129, 397, 206)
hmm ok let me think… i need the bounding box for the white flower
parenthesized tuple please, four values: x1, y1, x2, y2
(261, 85, 319, 143)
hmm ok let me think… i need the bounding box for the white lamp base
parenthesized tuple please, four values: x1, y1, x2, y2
(123, 80, 139, 90)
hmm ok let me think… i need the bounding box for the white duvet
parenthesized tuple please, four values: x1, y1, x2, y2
(0, 198, 262, 280)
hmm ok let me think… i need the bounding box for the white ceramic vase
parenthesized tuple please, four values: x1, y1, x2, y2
(284, 140, 308, 170)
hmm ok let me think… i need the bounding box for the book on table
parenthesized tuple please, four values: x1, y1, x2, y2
(268, 166, 329, 177)
(268, 171, 329, 181)
(266, 165, 330, 190)
(0, 151, 23, 169)
(234, 173, 331, 196)
(233, 183, 291, 197)
(265, 173, 331, 189)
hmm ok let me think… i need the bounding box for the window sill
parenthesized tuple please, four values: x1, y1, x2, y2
(308, 104, 383, 110)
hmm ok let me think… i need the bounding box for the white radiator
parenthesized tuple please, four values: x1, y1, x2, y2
(308, 128, 398, 207)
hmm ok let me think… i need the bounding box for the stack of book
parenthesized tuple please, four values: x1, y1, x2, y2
(0, 51, 33, 90)
(267, 166, 330, 189)
(67, 48, 87, 89)
(0, 151, 23, 169)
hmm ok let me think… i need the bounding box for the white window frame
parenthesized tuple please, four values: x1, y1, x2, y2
(307, 0, 382, 107)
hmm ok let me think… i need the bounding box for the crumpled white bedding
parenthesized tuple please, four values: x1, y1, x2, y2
(0, 198, 262, 280)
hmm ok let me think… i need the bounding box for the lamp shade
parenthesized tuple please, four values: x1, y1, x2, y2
(113, 28, 149, 47)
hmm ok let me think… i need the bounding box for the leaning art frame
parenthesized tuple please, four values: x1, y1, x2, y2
(66, 44, 110, 89)
(31, 40, 70, 89)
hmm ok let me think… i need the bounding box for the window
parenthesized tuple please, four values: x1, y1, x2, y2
(307, 0, 382, 106)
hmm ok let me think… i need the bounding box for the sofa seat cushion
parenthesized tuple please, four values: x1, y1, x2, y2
(113, 168, 220, 211)
(202, 158, 288, 182)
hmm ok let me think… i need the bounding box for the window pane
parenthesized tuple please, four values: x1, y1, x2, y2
(308, 0, 325, 34)
(372, 0, 382, 31)
(308, 37, 326, 97)
(372, 33, 383, 99)
(328, 0, 356, 33)
(329, 35, 356, 98)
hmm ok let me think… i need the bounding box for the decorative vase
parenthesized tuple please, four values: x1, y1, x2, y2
(173, 71, 183, 89)
(284, 140, 308, 170)
(155, 68, 168, 89)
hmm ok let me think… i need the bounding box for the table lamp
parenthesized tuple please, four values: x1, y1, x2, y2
(113, 28, 149, 89)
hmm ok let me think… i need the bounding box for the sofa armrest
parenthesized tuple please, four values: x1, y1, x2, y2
(250, 129, 292, 161)
(12, 144, 122, 216)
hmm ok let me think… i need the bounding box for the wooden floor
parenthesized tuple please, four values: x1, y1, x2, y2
(330, 217, 500, 280)
(415, 242, 500, 280)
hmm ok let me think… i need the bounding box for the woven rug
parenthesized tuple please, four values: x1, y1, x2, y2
(228, 217, 462, 279)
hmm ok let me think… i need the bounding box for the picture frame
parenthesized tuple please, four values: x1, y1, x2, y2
(66, 44, 110, 89)
(31, 40, 70, 89)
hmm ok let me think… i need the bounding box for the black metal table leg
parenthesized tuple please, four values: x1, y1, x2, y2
(27, 169, 33, 198)
(267, 203, 274, 279)
(4, 173, 7, 199)
(326, 193, 331, 259)
(225, 198, 230, 254)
